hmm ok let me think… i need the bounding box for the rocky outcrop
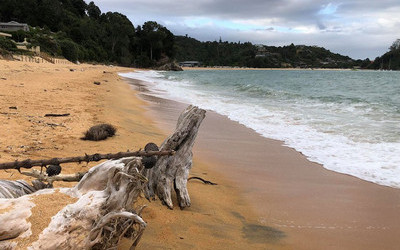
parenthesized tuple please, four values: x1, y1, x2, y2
(154, 61, 183, 71)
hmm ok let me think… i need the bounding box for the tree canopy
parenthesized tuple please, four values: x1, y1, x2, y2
(368, 38, 400, 70)
(174, 35, 363, 69)
(0, 0, 175, 66)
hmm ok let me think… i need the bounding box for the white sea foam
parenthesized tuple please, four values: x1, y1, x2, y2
(120, 71, 400, 188)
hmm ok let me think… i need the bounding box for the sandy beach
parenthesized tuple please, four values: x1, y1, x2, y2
(0, 60, 280, 249)
(1, 59, 400, 249)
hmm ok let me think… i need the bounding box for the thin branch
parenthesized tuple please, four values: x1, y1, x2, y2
(20, 169, 86, 184)
(0, 150, 175, 171)
(188, 176, 218, 185)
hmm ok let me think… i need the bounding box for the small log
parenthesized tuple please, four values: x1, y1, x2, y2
(44, 113, 70, 117)
(143, 105, 206, 209)
(0, 150, 175, 171)
(20, 169, 86, 185)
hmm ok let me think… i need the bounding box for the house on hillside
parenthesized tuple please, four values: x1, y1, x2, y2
(0, 21, 29, 32)
(179, 61, 201, 67)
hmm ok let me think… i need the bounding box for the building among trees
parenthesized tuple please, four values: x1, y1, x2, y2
(0, 21, 29, 32)
(179, 61, 201, 67)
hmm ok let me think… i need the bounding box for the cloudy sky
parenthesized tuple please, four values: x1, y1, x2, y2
(92, 0, 400, 59)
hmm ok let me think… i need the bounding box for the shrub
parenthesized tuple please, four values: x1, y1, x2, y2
(59, 39, 79, 62)
(0, 37, 16, 51)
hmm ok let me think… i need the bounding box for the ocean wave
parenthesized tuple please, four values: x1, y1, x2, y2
(120, 70, 400, 188)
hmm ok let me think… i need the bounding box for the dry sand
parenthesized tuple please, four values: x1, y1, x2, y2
(0, 60, 276, 249)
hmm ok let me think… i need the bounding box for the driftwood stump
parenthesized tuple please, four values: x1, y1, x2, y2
(143, 105, 206, 209)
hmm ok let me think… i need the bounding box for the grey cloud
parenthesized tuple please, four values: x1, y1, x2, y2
(92, 0, 400, 59)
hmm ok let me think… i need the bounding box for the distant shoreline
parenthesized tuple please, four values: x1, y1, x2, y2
(182, 66, 356, 71)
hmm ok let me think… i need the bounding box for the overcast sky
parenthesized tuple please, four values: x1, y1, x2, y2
(92, 0, 400, 59)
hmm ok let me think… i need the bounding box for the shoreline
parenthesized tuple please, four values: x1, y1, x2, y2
(182, 66, 357, 71)
(126, 75, 400, 250)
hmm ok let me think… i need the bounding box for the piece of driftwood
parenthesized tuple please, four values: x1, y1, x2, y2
(44, 113, 70, 117)
(0, 194, 36, 243)
(143, 105, 206, 209)
(0, 150, 175, 171)
(21, 169, 86, 185)
(0, 179, 49, 199)
(0, 157, 148, 249)
(188, 176, 218, 185)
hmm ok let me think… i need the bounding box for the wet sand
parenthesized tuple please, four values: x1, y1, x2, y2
(130, 78, 400, 250)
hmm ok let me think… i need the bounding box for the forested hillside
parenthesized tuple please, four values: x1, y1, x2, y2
(175, 35, 367, 68)
(369, 39, 400, 70)
(1, 0, 390, 69)
(0, 0, 174, 66)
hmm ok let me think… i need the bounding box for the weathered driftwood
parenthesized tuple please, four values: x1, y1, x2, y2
(0, 179, 49, 199)
(21, 169, 87, 185)
(143, 105, 206, 209)
(0, 157, 148, 249)
(0, 150, 174, 171)
(0, 194, 36, 243)
(44, 113, 70, 117)
(0, 105, 206, 248)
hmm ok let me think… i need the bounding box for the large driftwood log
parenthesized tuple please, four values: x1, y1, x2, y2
(143, 105, 206, 209)
(0, 157, 148, 249)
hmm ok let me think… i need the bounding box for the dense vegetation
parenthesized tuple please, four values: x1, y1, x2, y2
(1, 0, 397, 69)
(0, 0, 175, 66)
(175, 35, 367, 68)
(368, 39, 400, 70)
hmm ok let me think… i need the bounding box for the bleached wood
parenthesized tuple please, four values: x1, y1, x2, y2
(0, 158, 148, 249)
(143, 105, 206, 209)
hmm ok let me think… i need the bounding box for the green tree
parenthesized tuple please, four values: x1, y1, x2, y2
(389, 39, 400, 52)
(59, 39, 78, 62)
(87, 1, 101, 19)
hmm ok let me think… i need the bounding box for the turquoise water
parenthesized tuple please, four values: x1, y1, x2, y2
(121, 69, 400, 188)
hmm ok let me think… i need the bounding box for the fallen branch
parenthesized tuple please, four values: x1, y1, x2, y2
(188, 176, 218, 185)
(0, 150, 175, 171)
(44, 113, 70, 117)
(21, 169, 87, 184)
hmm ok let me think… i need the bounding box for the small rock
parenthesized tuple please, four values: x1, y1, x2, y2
(9, 106, 17, 110)
(94, 81, 101, 85)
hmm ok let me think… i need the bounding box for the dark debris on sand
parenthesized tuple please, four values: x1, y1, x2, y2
(81, 123, 116, 141)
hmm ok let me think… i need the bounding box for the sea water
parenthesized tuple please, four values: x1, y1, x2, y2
(120, 70, 400, 188)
